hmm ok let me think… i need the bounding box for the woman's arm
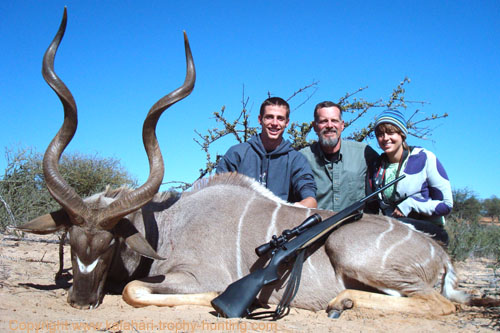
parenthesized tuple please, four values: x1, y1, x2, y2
(397, 149, 453, 217)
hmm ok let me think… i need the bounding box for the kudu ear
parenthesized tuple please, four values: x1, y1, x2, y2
(114, 219, 165, 260)
(17, 209, 71, 235)
(125, 233, 166, 260)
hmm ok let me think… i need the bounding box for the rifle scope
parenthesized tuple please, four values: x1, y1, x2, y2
(255, 214, 322, 257)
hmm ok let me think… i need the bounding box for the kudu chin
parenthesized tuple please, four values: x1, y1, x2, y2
(18, 8, 495, 317)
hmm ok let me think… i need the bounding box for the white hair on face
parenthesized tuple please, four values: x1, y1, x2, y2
(318, 128, 339, 149)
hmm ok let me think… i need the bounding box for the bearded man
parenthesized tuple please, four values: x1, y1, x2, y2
(300, 101, 378, 211)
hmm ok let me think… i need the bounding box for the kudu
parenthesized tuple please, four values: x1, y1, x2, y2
(19, 9, 473, 316)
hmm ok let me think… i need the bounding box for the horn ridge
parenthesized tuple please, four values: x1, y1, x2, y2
(42, 7, 87, 222)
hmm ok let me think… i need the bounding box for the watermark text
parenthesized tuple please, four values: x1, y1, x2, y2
(8, 319, 278, 332)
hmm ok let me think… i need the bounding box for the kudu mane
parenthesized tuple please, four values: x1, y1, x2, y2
(101, 186, 133, 199)
(99, 173, 279, 214)
(186, 172, 290, 205)
(101, 186, 180, 206)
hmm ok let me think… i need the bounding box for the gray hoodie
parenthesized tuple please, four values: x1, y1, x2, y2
(216, 135, 316, 202)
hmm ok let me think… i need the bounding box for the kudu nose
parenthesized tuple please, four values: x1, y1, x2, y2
(68, 297, 99, 310)
(68, 287, 100, 310)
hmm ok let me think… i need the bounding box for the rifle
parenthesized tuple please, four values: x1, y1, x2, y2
(211, 175, 405, 319)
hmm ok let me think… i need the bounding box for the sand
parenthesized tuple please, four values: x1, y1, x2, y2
(1, 233, 498, 332)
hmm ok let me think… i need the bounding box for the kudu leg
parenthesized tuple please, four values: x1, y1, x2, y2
(327, 289, 456, 317)
(122, 275, 218, 308)
(54, 231, 67, 281)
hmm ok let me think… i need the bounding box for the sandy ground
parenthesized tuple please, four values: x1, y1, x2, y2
(0, 233, 498, 333)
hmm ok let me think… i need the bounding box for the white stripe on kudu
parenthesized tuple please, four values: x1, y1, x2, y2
(421, 241, 435, 267)
(382, 225, 413, 269)
(376, 217, 394, 249)
(236, 193, 256, 279)
(302, 209, 322, 286)
(265, 202, 281, 242)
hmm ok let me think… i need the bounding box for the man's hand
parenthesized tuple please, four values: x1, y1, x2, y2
(392, 207, 405, 217)
(295, 197, 317, 208)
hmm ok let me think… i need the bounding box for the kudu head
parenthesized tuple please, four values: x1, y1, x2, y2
(17, 8, 195, 309)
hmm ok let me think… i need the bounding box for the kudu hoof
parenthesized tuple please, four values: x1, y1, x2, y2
(327, 292, 354, 319)
(328, 310, 343, 319)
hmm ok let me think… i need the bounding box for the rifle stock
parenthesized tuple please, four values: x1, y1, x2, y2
(211, 175, 405, 318)
(211, 266, 279, 318)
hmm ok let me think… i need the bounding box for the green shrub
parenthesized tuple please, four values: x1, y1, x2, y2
(0, 146, 137, 231)
(446, 216, 500, 263)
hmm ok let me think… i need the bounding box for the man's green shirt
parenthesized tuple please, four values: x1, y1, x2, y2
(300, 139, 378, 211)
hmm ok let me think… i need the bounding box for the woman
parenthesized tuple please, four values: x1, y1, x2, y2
(370, 110, 452, 244)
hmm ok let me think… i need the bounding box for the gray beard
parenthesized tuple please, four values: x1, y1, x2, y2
(318, 130, 339, 149)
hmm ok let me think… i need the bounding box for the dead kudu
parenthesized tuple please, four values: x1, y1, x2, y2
(18, 9, 490, 317)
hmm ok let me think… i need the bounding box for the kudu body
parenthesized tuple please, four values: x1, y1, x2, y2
(20, 9, 471, 316)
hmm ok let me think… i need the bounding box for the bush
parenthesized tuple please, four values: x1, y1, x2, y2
(446, 216, 500, 263)
(483, 196, 500, 221)
(0, 146, 137, 231)
(451, 188, 482, 223)
(445, 187, 500, 264)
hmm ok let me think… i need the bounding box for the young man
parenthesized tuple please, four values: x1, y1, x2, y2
(300, 101, 378, 211)
(216, 97, 317, 208)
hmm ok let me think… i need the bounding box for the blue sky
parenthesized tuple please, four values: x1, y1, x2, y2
(1, 1, 499, 198)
